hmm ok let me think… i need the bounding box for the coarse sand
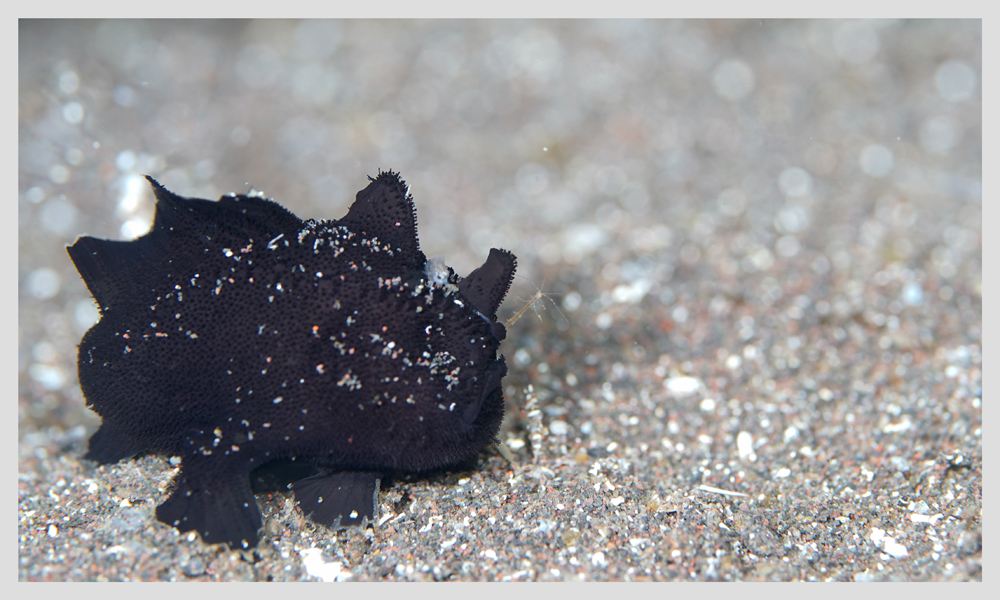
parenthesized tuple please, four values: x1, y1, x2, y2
(19, 19, 981, 582)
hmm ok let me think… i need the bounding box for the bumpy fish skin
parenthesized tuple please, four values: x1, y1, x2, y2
(68, 171, 516, 549)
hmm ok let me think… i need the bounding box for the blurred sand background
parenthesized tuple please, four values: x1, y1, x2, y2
(18, 19, 981, 581)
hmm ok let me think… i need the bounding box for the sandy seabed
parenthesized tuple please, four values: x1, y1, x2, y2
(19, 19, 981, 581)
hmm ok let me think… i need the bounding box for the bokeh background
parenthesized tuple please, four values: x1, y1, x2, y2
(19, 19, 981, 581)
